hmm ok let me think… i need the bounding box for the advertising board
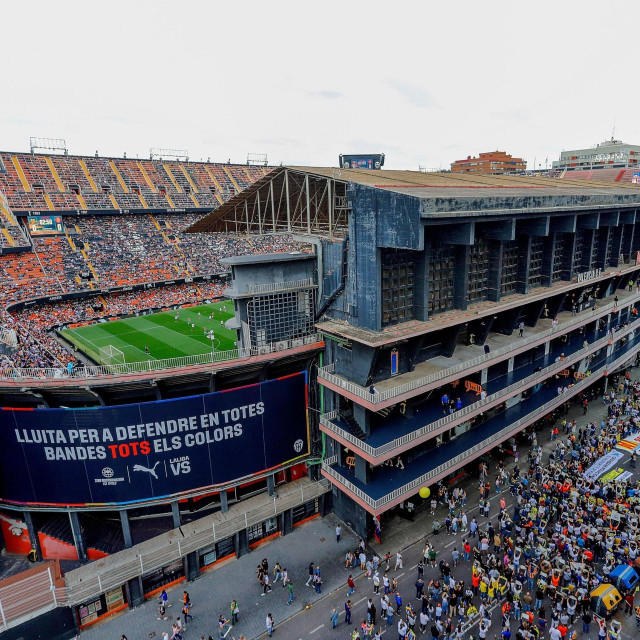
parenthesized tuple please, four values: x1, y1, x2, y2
(0, 372, 309, 506)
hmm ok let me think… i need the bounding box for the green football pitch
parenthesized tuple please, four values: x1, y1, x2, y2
(59, 302, 237, 365)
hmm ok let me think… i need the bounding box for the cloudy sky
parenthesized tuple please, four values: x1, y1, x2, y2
(2, 1, 638, 170)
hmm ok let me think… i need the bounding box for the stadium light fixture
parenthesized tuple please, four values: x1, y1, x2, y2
(30, 137, 68, 155)
(150, 148, 189, 162)
(247, 153, 268, 166)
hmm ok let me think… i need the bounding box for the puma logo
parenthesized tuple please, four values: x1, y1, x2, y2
(133, 461, 160, 479)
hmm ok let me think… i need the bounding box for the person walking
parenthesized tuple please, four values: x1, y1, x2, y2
(331, 607, 339, 629)
(336, 525, 342, 543)
(518, 322, 524, 338)
(306, 562, 315, 586)
(347, 574, 356, 596)
(287, 582, 295, 605)
(266, 613, 274, 637)
(345, 599, 353, 625)
(230, 599, 239, 624)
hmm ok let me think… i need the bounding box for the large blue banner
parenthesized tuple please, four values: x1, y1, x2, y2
(0, 373, 308, 507)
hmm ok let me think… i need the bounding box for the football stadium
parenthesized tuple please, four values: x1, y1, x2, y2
(3, 4, 640, 639)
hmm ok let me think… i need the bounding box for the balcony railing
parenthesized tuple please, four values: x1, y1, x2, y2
(320, 319, 637, 458)
(322, 340, 640, 512)
(0, 334, 321, 381)
(319, 290, 640, 404)
(247, 278, 315, 294)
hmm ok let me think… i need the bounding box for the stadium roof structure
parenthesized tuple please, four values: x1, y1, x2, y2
(187, 166, 640, 238)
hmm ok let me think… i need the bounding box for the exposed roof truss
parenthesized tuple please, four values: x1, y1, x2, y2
(187, 167, 349, 238)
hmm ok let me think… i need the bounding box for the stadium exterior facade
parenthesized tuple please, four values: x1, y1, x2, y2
(194, 167, 640, 540)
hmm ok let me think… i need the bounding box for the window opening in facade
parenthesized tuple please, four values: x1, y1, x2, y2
(528, 237, 544, 288)
(468, 237, 489, 302)
(500, 240, 519, 295)
(381, 248, 414, 327)
(428, 241, 454, 313)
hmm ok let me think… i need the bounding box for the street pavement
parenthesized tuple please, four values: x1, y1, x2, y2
(80, 387, 639, 640)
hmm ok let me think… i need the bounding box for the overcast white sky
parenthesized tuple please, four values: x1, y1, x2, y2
(2, 1, 638, 170)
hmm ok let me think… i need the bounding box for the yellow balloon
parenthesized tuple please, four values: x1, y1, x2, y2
(419, 487, 430, 499)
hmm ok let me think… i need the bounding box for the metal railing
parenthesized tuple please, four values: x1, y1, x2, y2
(248, 278, 315, 294)
(322, 339, 640, 511)
(0, 565, 59, 633)
(57, 478, 329, 607)
(320, 319, 639, 458)
(0, 334, 320, 381)
(318, 291, 640, 404)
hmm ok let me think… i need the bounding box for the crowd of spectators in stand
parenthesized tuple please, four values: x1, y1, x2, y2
(0, 213, 305, 371)
(0, 281, 226, 371)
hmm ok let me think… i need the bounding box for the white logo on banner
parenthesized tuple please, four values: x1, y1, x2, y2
(102, 467, 114, 478)
(294, 439, 304, 453)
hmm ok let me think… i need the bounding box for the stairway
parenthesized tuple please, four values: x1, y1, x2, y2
(82, 515, 125, 555)
(45, 156, 65, 191)
(39, 513, 74, 546)
(340, 412, 368, 441)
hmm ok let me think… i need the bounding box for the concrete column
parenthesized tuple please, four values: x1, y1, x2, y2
(413, 240, 430, 321)
(23, 511, 42, 561)
(281, 508, 293, 536)
(119, 509, 133, 549)
(185, 551, 199, 581)
(235, 529, 249, 557)
(541, 233, 556, 287)
(507, 357, 514, 373)
(516, 236, 532, 294)
(453, 245, 470, 310)
(171, 501, 181, 529)
(68, 512, 88, 563)
(267, 474, 276, 496)
(487, 239, 503, 302)
(354, 455, 370, 484)
(220, 491, 229, 513)
(126, 576, 144, 608)
(544, 341, 551, 356)
(562, 233, 577, 281)
(480, 368, 488, 386)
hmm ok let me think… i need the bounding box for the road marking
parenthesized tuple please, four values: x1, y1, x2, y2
(410, 564, 418, 569)
(354, 596, 367, 605)
(310, 624, 325, 634)
(445, 540, 457, 548)
(396, 572, 405, 579)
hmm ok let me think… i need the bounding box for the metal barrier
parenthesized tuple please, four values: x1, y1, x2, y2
(318, 291, 640, 403)
(320, 319, 638, 458)
(0, 334, 320, 381)
(0, 565, 59, 633)
(322, 340, 640, 511)
(248, 278, 315, 294)
(59, 478, 329, 607)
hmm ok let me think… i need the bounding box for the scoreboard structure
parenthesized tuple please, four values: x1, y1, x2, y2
(339, 154, 385, 170)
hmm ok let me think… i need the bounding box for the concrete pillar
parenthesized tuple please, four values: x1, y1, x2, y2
(354, 455, 370, 484)
(562, 232, 577, 281)
(23, 511, 42, 561)
(220, 491, 229, 514)
(541, 233, 556, 287)
(68, 512, 88, 563)
(487, 239, 503, 302)
(267, 474, 276, 496)
(235, 529, 249, 557)
(119, 509, 133, 549)
(453, 245, 470, 310)
(185, 551, 199, 581)
(480, 368, 488, 386)
(413, 240, 430, 321)
(126, 576, 144, 608)
(516, 236, 532, 294)
(507, 357, 514, 373)
(544, 341, 551, 356)
(171, 501, 181, 529)
(281, 508, 293, 536)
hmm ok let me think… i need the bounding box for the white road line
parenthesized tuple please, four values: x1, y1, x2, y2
(396, 572, 405, 579)
(354, 596, 367, 605)
(309, 624, 325, 634)
(410, 564, 418, 569)
(445, 540, 457, 548)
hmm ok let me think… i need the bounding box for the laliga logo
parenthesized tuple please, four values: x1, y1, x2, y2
(102, 467, 115, 478)
(293, 439, 304, 453)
